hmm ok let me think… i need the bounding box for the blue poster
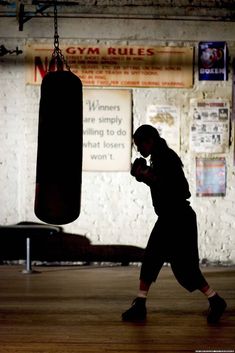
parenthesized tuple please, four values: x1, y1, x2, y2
(196, 157, 226, 197)
(198, 42, 228, 81)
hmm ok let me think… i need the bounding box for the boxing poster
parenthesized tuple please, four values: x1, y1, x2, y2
(198, 41, 228, 81)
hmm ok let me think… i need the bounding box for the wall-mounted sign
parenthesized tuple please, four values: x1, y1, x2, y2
(196, 157, 226, 197)
(26, 44, 194, 88)
(198, 41, 228, 81)
(190, 99, 230, 153)
(83, 89, 132, 171)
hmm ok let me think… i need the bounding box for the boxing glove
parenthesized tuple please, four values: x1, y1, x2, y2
(131, 157, 147, 177)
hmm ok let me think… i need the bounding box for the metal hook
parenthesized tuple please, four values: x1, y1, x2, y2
(0, 45, 23, 57)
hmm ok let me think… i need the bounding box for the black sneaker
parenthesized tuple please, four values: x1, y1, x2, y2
(122, 297, 147, 322)
(207, 294, 227, 324)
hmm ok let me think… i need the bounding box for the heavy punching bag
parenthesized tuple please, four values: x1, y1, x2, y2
(35, 66, 83, 225)
(35, 65, 83, 225)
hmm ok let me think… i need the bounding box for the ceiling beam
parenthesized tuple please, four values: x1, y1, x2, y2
(0, 0, 235, 31)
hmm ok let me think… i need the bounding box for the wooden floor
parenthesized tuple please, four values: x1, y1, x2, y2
(0, 265, 234, 353)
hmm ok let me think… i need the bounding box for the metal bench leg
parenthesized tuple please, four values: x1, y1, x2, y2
(22, 237, 32, 274)
(22, 237, 39, 274)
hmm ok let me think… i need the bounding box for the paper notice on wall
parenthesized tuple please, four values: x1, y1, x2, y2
(146, 105, 180, 152)
(83, 89, 132, 171)
(190, 99, 229, 153)
(196, 157, 226, 197)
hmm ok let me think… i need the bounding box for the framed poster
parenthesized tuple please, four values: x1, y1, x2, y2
(198, 41, 228, 81)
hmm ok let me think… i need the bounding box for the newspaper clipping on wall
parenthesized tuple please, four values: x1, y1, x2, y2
(190, 99, 229, 153)
(146, 105, 180, 153)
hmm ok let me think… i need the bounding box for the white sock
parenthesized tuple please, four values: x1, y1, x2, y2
(203, 287, 216, 299)
(137, 290, 148, 299)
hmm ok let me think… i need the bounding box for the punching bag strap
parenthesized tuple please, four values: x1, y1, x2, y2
(50, 1, 70, 72)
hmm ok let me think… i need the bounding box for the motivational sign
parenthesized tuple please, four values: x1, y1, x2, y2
(83, 89, 132, 171)
(26, 44, 194, 88)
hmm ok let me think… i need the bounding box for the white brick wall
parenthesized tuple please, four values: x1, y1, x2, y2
(0, 17, 235, 264)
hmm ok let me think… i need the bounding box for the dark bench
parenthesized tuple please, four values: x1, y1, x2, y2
(0, 222, 144, 270)
(0, 223, 61, 273)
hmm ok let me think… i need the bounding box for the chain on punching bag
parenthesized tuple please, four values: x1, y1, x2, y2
(34, 4, 83, 225)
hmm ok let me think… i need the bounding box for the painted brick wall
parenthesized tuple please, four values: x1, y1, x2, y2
(0, 17, 235, 264)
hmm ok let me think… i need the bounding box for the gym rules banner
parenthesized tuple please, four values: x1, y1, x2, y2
(25, 44, 194, 88)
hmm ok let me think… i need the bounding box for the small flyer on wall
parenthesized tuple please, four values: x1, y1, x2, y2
(190, 99, 230, 153)
(146, 105, 180, 153)
(196, 157, 226, 197)
(198, 41, 228, 81)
